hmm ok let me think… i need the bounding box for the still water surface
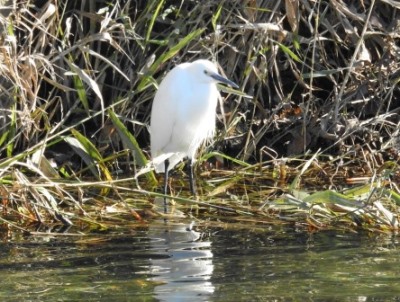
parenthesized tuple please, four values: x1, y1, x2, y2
(0, 213, 399, 301)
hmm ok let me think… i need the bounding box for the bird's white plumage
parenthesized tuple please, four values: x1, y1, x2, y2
(150, 59, 235, 173)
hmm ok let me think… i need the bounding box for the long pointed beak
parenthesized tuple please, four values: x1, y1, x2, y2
(210, 72, 239, 89)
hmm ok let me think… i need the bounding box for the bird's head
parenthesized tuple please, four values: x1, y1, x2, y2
(189, 59, 239, 89)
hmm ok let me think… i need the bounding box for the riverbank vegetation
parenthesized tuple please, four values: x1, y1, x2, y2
(0, 0, 399, 233)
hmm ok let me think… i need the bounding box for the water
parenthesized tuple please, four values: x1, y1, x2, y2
(0, 217, 399, 301)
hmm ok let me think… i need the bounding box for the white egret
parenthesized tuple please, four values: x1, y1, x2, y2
(150, 59, 238, 200)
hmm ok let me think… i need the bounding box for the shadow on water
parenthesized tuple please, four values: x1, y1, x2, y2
(0, 197, 399, 301)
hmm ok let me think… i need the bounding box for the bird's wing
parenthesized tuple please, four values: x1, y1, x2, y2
(150, 65, 189, 171)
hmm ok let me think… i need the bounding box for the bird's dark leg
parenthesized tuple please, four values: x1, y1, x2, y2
(188, 159, 197, 197)
(163, 159, 170, 207)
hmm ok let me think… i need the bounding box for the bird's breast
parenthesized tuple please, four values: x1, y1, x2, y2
(180, 84, 218, 122)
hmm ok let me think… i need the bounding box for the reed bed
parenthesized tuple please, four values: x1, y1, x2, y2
(0, 0, 398, 233)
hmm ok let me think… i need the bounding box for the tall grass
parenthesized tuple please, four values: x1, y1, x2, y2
(0, 0, 398, 230)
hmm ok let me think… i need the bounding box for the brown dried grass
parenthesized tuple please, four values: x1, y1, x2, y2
(0, 0, 398, 231)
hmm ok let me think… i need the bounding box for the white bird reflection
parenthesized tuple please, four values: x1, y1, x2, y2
(146, 199, 214, 301)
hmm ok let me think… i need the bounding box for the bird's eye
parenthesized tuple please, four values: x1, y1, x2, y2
(203, 70, 209, 75)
